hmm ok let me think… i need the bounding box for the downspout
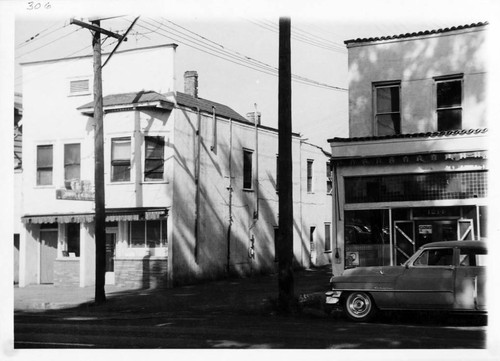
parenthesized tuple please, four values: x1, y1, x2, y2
(194, 107, 201, 263)
(332, 160, 342, 269)
(226, 117, 233, 275)
(253, 104, 259, 220)
(299, 138, 304, 267)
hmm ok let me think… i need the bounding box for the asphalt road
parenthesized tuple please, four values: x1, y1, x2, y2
(14, 308, 487, 349)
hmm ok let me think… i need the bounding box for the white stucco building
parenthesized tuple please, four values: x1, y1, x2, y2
(19, 44, 333, 288)
(328, 22, 489, 276)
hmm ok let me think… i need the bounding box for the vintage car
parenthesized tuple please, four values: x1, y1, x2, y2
(325, 240, 487, 321)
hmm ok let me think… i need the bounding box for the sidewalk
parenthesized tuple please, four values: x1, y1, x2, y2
(14, 266, 333, 315)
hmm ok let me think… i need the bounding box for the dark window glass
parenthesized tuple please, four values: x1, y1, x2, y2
(145, 136, 165, 181)
(414, 248, 454, 266)
(326, 162, 333, 194)
(436, 78, 462, 130)
(129, 220, 167, 248)
(243, 150, 253, 189)
(375, 84, 400, 136)
(307, 160, 313, 192)
(67, 223, 80, 257)
(111, 138, 131, 182)
(37, 145, 53, 185)
(324, 223, 331, 252)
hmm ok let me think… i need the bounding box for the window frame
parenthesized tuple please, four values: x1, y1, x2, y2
(324, 222, 332, 253)
(128, 219, 168, 248)
(373, 81, 401, 136)
(307, 159, 314, 193)
(243, 148, 254, 190)
(68, 76, 91, 97)
(434, 74, 463, 131)
(111, 137, 132, 183)
(144, 136, 165, 182)
(64, 143, 81, 189)
(36, 144, 53, 186)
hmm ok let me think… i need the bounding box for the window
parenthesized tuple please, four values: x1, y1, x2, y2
(459, 247, 487, 267)
(64, 143, 81, 189)
(324, 223, 331, 252)
(144, 136, 165, 181)
(414, 248, 454, 266)
(66, 223, 80, 257)
(307, 159, 314, 193)
(326, 161, 333, 194)
(436, 75, 462, 131)
(243, 149, 253, 189)
(129, 220, 167, 248)
(374, 82, 401, 135)
(111, 137, 131, 182)
(36, 145, 53, 186)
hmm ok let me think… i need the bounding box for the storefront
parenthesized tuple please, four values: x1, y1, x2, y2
(20, 208, 169, 288)
(329, 130, 488, 275)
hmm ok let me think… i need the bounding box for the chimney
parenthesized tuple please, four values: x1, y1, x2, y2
(246, 111, 261, 125)
(184, 71, 198, 98)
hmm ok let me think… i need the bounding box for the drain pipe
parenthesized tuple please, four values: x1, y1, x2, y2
(194, 107, 201, 262)
(226, 117, 233, 275)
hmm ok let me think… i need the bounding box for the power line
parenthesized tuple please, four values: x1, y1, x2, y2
(16, 27, 83, 60)
(16, 21, 68, 49)
(135, 18, 347, 91)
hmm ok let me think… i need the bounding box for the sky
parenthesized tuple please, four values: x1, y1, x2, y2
(8, 0, 497, 148)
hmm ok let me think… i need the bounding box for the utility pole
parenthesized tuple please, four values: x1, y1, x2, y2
(277, 17, 295, 313)
(70, 17, 138, 304)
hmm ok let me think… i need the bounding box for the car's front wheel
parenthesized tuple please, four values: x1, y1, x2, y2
(343, 291, 377, 322)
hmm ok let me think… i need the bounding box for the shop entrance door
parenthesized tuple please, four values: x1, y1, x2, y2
(394, 221, 415, 265)
(40, 230, 58, 284)
(105, 232, 116, 285)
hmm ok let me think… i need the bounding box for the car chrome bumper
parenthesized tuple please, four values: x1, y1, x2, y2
(325, 290, 342, 305)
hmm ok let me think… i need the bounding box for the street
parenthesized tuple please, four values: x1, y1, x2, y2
(13, 267, 488, 349)
(15, 310, 487, 349)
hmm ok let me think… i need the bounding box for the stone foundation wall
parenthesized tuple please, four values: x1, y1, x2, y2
(53, 259, 80, 286)
(115, 258, 168, 289)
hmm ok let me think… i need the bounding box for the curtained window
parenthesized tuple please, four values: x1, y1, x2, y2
(37, 145, 53, 186)
(111, 137, 131, 182)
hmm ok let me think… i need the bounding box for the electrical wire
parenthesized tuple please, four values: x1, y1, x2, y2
(135, 18, 347, 91)
(15, 27, 83, 60)
(16, 21, 68, 49)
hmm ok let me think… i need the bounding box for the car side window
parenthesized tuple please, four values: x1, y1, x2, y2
(459, 247, 487, 267)
(413, 248, 453, 266)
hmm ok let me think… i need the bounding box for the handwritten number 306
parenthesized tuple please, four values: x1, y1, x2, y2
(27, 2, 51, 10)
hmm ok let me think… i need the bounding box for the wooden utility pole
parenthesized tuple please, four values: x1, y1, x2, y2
(277, 17, 295, 313)
(70, 17, 137, 304)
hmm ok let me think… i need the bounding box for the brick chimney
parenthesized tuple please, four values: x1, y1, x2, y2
(184, 71, 198, 98)
(246, 111, 261, 125)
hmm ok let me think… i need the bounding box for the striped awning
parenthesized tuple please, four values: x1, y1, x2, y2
(21, 208, 169, 224)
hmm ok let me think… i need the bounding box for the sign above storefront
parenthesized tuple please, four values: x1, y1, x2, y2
(56, 180, 95, 201)
(336, 151, 487, 167)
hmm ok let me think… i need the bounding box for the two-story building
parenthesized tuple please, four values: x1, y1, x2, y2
(19, 44, 333, 288)
(328, 22, 488, 276)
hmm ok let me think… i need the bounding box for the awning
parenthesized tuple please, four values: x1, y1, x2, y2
(22, 208, 169, 224)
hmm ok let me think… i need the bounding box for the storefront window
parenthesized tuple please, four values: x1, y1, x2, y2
(65, 223, 80, 257)
(345, 171, 487, 204)
(129, 220, 167, 248)
(344, 210, 390, 268)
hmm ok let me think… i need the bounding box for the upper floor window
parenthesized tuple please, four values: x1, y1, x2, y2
(144, 136, 165, 181)
(243, 149, 253, 190)
(36, 144, 53, 186)
(326, 161, 333, 195)
(436, 75, 463, 131)
(374, 82, 401, 136)
(307, 159, 314, 193)
(111, 137, 131, 182)
(64, 143, 81, 189)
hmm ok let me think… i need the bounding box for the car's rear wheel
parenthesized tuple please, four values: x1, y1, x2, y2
(343, 291, 377, 322)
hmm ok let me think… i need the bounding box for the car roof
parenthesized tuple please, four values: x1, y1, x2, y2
(421, 240, 487, 249)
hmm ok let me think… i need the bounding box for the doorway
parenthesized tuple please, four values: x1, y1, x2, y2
(40, 230, 58, 284)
